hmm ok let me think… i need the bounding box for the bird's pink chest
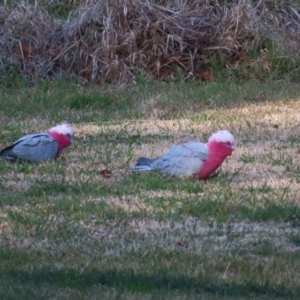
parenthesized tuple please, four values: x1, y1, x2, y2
(198, 141, 233, 179)
(47, 131, 71, 157)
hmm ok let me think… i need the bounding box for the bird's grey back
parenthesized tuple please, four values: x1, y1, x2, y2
(138, 141, 209, 178)
(0, 133, 59, 162)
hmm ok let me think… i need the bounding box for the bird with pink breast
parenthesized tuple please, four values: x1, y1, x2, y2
(0, 123, 74, 162)
(131, 130, 235, 180)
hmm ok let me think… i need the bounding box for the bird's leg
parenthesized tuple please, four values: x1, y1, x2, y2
(188, 173, 198, 181)
(209, 171, 219, 178)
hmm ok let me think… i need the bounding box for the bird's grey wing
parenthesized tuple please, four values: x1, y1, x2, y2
(153, 141, 209, 177)
(0, 133, 59, 162)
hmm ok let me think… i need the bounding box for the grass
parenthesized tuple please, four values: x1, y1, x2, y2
(1, 78, 300, 299)
(3, 0, 300, 85)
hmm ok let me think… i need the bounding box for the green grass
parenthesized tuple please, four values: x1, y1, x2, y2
(1, 78, 300, 299)
(1, 78, 300, 123)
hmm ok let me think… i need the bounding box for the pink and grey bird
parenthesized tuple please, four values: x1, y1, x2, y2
(0, 123, 74, 162)
(131, 130, 235, 179)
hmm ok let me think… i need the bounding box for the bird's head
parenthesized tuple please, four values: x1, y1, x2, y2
(207, 130, 236, 154)
(48, 123, 75, 144)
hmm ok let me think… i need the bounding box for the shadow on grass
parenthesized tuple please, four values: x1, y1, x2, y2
(1, 268, 298, 297)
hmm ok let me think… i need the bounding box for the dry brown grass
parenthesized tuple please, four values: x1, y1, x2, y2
(1, 0, 300, 83)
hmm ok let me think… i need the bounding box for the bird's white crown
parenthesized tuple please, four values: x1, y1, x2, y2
(208, 130, 235, 148)
(49, 123, 75, 139)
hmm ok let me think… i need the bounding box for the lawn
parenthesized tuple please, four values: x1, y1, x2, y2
(0, 79, 300, 299)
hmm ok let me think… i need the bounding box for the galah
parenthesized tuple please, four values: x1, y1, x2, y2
(0, 123, 74, 162)
(131, 130, 236, 179)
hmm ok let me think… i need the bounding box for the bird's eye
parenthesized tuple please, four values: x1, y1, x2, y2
(226, 142, 232, 146)
(66, 134, 71, 139)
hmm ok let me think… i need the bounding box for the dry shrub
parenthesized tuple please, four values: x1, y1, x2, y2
(1, 0, 300, 84)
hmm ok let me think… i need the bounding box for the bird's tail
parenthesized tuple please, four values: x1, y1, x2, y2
(0, 150, 9, 158)
(131, 157, 154, 172)
(0, 150, 16, 161)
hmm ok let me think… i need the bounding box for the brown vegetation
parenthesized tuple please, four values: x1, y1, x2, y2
(1, 0, 300, 84)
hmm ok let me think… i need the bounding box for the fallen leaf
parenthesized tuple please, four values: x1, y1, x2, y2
(100, 169, 112, 178)
(22, 44, 31, 58)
